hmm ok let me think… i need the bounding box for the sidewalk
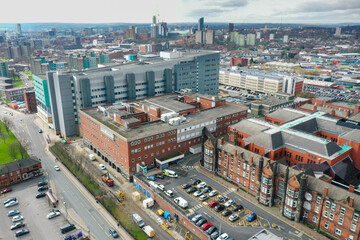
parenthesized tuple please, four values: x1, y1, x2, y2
(195, 163, 328, 240)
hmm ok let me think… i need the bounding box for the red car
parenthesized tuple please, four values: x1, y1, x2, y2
(201, 222, 213, 230)
(208, 200, 219, 208)
(1, 188, 12, 194)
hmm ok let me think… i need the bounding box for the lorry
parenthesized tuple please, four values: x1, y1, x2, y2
(101, 173, 114, 187)
(174, 197, 188, 209)
(162, 169, 178, 178)
(132, 213, 145, 228)
(142, 225, 155, 238)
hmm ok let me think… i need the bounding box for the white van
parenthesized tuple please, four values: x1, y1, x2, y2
(132, 213, 145, 228)
(174, 197, 188, 209)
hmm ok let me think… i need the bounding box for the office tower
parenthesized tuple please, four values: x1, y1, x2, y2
(256, 32, 261, 39)
(0, 61, 9, 77)
(205, 30, 214, 44)
(195, 30, 203, 44)
(16, 24, 22, 34)
(84, 28, 93, 35)
(198, 17, 204, 31)
(150, 16, 159, 38)
(126, 26, 136, 39)
(230, 32, 245, 46)
(335, 27, 341, 36)
(20, 45, 32, 57)
(159, 22, 168, 38)
(283, 35, 289, 43)
(246, 34, 256, 46)
(269, 33, 274, 41)
(228, 23, 234, 32)
(75, 37, 82, 48)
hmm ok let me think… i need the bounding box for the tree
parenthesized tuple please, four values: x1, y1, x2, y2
(17, 141, 28, 159)
(0, 132, 6, 143)
(8, 142, 18, 160)
(3, 117, 11, 134)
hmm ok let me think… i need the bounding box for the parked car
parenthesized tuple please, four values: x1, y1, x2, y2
(232, 204, 243, 212)
(38, 182, 48, 187)
(222, 210, 232, 217)
(229, 213, 239, 222)
(164, 190, 174, 197)
(214, 204, 225, 212)
(187, 187, 197, 193)
(210, 231, 220, 240)
(191, 214, 203, 223)
(218, 195, 228, 203)
(224, 200, 235, 208)
(208, 201, 219, 208)
(192, 179, 201, 185)
(209, 190, 218, 197)
(196, 218, 207, 227)
(47, 210, 61, 219)
(203, 186, 212, 193)
(10, 222, 25, 230)
(15, 229, 29, 237)
(194, 190, 202, 197)
(182, 183, 191, 189)
(36, 193, 46, 199)
(109, 227, 119, 238)
(146, 175, 156, 181)
(8, 210, 20, 217)
(5, 200, 19, 208)
(155, 174, 164, 179)
(199, 194, 209, 201)
(4, 197, 16, 205)
(247, 213, 257, 222)
(206, 226, 217, 235)
(1, 188, 12, 194)
(54, 165, 60, 171)
(196, 182, 206, 189)
(12, 215, 24, 222)
(217, 233, 229, 240)
(38, 129, 43, 133)
(201, 222, 213, 230)
(157, 184, 165, 191)
(99, 164, 106, 170)
(38, 186, 48, 192)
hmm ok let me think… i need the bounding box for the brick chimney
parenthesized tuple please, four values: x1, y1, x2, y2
(349, 198, 354, 207)
(349, 185, 355, 193)
(220, 137, 224, 145)
(234, 150, 237, 156)
(250, 156, 253, 165)
(324, 187, 328, 196)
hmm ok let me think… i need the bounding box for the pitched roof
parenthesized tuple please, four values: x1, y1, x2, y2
(332, 157, 360, 185)
(341, 129, 360, 143)
(266, 109, 306, 123)
(0, 158, 41, 175)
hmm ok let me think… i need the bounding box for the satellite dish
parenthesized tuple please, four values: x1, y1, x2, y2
(305, 192, 312, 201)
(303, 201, 311, 211)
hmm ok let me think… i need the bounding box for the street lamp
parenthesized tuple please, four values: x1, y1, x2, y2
(64, 201, 68, 219)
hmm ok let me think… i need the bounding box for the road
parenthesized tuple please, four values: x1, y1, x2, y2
(0, 105, 128, 240)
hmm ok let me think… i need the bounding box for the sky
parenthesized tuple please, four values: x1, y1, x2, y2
(0, 0, 359, 24)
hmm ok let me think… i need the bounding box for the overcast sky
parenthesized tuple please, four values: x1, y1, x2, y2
(1, 0, 359, 24)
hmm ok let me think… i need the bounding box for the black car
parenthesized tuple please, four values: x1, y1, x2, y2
(195, 218, 207, 227)
(38, 186, 48, 192)
(187, 187, 197, 193)
(38, 182, 48, 187)
(210, 231, 220, 240)
(155, 174, 164, 179)
(15, 229, 30, 237)
(192, 179, 201, 185)
(232, 204, 243, 212)
(36, 192, 46, 199)
(222, 209, 232, 217)
(206, 226, 217, 235)
(182, 183, 191, 189)
(214, 204, 225, 212)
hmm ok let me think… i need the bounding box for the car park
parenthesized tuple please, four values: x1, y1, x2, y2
(196, 218, 207, 227)
(4, 197, 16, 205)
(229, 213, 239, 222)
(182, 183, 191, 189)
(10, 222, 25, 230)
(199, 194, 209, 201)
(224, 200, 235, 208)
(215, 205, 225, 212)
(211, 231, 220, 240)
(54, 165, 60, 171)
(232, 204, 243, 212)
(206, 226, 217, 235)
(192, 179, 201, 185)
(47, 210, 61, 219)
(222, 210, 232, 217)
(194, 190, 202, 197)
(38, 182, 48, 187)
(201, 222, 213, 230)
(203, 186, 212, 193)
(99, 164, 106, 170)
(12, 215, 24, 222)
(15, 229, 29, 237)
(109, 227, 119, 238)
(36, 192, 46, 198)
(247, 213, 257, 222)
(164, 190, 174, 197)
(38, 186, 48, 192)
(146, 175, 156, 181)
(5, 200, 19, 208)
(187, 187, 197, 193)
(191, 214, 203, 223)
(1, 188, 12, 194)
(8, 210, 20, 217)
(155, 174, 164, 179)
(196, 182, 206, 189)
(209, 190, 218, 197)
(208, 201, 219, 208)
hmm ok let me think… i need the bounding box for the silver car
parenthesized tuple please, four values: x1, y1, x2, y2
(225, 199, 235, 208)
(199, 194, 209, 201)
(194, 190, 202, 197)
(209, 190, 218, 197)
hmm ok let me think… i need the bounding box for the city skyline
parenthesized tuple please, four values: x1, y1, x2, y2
(0, 0, 359, 24)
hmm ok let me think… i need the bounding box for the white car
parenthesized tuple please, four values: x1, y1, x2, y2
(209, 190, 218, 197)
(47, 210, 61, 219)
(196, 182, 206, 189)
(164, 190, 174, 197)
(54, 165, 60, 171)
(225, 200, 235, 208)
(157, 184, 165, 191)
(5, 200, 18, 208)
(12, 215, 24, 222)
(194, 190, 202, 197)
(99, 164, 106, 170)
(217, 233, 229, 240)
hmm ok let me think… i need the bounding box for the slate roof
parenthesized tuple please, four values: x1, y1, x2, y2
(232, 120, 270, 136)
(292, 162, 331, 174)
(245, 131, 283, 150)
(0, 158, 41, 175)
(332, 157, 360, 185)
(266, 109, 306, 123)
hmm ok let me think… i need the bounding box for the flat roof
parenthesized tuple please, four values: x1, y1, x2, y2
(143, 95, 196, 113)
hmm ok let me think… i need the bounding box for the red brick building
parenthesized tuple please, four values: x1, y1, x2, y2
(0, 158, 42, 187)
(230, 57, 249, 67)
(24, 90, 37, 112)
(80, 93, 247, 180)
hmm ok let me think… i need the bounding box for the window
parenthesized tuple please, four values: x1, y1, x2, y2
(316, 195, 322, 204)
(331, 203, 337, 211)
(325, 200, 330, 208)
(340, 207, 346, 215)
(338, 216, 344, 225)
(312, 216, 318, 223)
(324, 222, 329, 229)
(329, 212, 334, 221)
(350, 223, 357, 232)
(323, 209, 328, 218)
(335, 228, 342, 236)
(315, 205, 320, 214)
(353, 212, 359, 222)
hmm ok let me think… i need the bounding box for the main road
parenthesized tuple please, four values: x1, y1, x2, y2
(0, 105, 130, 240)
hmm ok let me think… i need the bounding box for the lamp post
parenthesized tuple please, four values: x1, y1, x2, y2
(64, 201, 68, 219)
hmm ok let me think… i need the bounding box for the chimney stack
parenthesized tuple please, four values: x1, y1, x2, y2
(220, 137, 224, 145)
(324, 187, 328, 196)
(349, 197, 354, 207)
(349, 185, 355, 193)
(234, 150, 237, 156)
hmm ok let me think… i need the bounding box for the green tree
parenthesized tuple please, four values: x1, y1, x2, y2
(8, 142, 18, 160)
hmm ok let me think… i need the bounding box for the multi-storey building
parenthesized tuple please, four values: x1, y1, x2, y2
(80, 93, 247, 180)
(203, 124, 360, 240)
(250, 93, 295, 116)
(0, 61, 9, 77)
(39, 50, 220, 137)
(33, 75, 52, 122)
(4, 86, 34, 102)
(219, 68, 303, 95)
(23, 90, 37, 112)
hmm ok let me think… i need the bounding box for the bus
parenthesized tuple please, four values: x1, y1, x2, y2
(162, 169, 178, 178)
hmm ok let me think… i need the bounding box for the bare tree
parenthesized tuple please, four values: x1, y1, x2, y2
(17, 141, 28, 159)
(8, 142, 18, 160)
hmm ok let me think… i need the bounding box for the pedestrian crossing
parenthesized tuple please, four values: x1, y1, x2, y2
(182, 166, 199, 169)
(190, 204, 202, 212)
(223, 189, 233, 196)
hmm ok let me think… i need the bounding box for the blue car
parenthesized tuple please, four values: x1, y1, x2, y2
(146, 175, 156, 181)
(247, 213, 257, 222)
(203, 186, 212, 193)
(8, 210, 20, 217)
